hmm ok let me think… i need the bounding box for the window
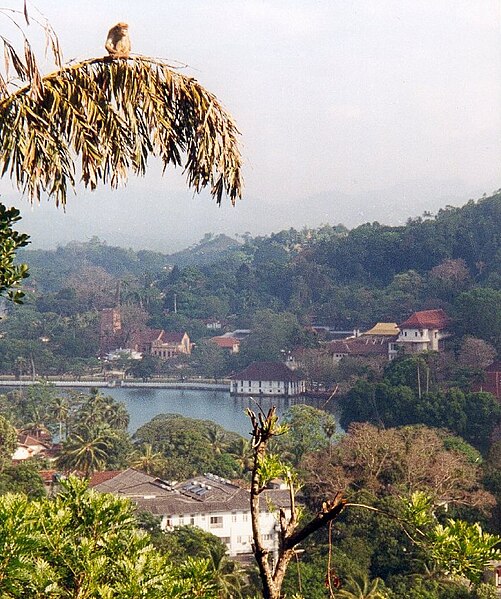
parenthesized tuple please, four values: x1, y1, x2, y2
(165, 515, 172, 527)
(242, 512, 248, 522)
(190, 514, 195, 525)
(178, 515, 184, 525)
(231, 512, 237, 522)
(221, 537, 230, 545)
(210, 516, 223, 528)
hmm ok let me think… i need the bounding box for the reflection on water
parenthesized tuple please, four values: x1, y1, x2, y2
(100, 387, 341, 437)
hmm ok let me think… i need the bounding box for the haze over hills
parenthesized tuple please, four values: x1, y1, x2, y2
(8, 177, 492, 252)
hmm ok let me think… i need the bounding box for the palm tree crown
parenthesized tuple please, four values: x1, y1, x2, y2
(0, 11, 242, 207)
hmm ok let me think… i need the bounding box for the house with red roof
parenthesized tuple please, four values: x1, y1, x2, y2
(230, 361, 305, 397)
(396, 309, 451, 354)
(12, 434, 51, 462)
(211, 336, 240, 354)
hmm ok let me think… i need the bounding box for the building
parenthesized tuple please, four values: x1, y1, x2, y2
(211, 336, 240, 354)
(361, 322, 400, 361)
(90, 468, 290, 558)
(230, 361, 305, 397)
(12, 434, 51, 461)
(130, 329, 192, 359)
(99, 307, 122, 356)
(326, 338, 390, 363)
(397, 309, 450, 354)
(473, 361, 501, 400)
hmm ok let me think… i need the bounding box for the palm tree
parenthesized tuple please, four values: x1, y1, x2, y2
(57, 426, 114, 477)
(129, 444, 166, 476)
(228, 437, 253, 474)
(0, 9, 242, 299)
(50, 395, 70, 441)
(206, 425, 229, 455)
(0, 18, 242, 208)
(334, 575, 389, 599)
(205, 543, 246, 598)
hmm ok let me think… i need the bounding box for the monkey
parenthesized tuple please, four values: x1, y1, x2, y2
(105, 22, 131, 58)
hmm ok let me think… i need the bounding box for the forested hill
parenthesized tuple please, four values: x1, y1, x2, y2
(14, 192, 501, 349)
(18, 233, 242, 291)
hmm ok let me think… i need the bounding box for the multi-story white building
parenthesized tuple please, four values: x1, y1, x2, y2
(91, 469, 290, 558)
(397, 309, 450, 354)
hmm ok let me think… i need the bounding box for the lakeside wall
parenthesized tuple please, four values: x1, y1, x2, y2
(0, 379, 229, 391)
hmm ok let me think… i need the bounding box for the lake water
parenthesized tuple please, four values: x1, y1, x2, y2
(99, 387, 340, 437)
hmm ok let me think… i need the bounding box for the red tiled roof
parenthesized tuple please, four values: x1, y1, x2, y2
(211, 336, 240, 348)
(399, 309, 449, 330)
(327, 339, 388, 356)
(230, 361, 302, 382)
(137, 329, 164, 344)
(17, 434, 50, 448)
(88, 471, 122, 488)
(161, 331, 186, 343)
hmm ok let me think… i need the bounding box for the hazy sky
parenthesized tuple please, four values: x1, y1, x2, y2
(1, 1, 500, 251)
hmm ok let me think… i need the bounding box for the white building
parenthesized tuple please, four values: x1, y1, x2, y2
(229, 361, 305, 397)
(397, 309, 450, 354)
(91, 469, 291, 558)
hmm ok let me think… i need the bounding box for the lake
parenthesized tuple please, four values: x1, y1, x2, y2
(99, 387, 341, 437)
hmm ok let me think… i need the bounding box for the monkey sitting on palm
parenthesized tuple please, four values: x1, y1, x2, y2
(105, 22, 131, 58)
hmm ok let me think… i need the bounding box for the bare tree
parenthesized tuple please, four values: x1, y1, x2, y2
(247, 406, 346, 599)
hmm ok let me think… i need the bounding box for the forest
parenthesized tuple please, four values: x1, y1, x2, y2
(0, 192, 499, 379)
(0, 193, 500, 597)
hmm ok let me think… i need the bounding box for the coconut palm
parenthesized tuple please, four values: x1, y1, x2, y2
(129, 443, 166, 476)
(57, 426, 114, 477)
(335, 575, 389, 599)
(206, 425, 229, 455)
(50, 395, 70, 441)
(228, 437, 253, 474)
(205, 542, 246, 598)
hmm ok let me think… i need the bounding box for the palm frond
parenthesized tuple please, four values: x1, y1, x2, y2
(0, 56, 243, 206)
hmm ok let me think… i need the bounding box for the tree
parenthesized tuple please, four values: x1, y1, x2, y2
(0, 8, 242, 298)
(303, 424, 493, 512)
(57, 426, 115, 476)
(458, 336, 497, 370)
(334, 574, 388, 598)
(404, 491, 501, 586)
(0, 205, 29, 303)
(129, 443, 167, 476)
(272, 404, 336, 467)
(247, 406, 346, 599)
(453, 288, 501, 352)
(0, 414, 17, 469)
(0, 476, 222, 598)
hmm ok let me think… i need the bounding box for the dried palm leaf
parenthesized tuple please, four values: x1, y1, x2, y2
(0, 56, 243, 206)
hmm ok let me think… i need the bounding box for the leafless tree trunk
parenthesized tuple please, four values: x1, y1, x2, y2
(248, 406, 346, 599)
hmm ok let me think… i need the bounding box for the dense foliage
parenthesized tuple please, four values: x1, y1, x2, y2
(0, 193, 497, 380)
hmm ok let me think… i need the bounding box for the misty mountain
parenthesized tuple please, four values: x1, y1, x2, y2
(7, 178, 490, 252)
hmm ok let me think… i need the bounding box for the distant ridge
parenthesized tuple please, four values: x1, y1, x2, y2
(165, 233, 241, 267)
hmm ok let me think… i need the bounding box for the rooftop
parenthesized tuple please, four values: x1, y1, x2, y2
(399, 309, 450, 330)
(230, 361, 302, 382)
(363, 322, 400, 336)
(91, 468, 290, 515)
